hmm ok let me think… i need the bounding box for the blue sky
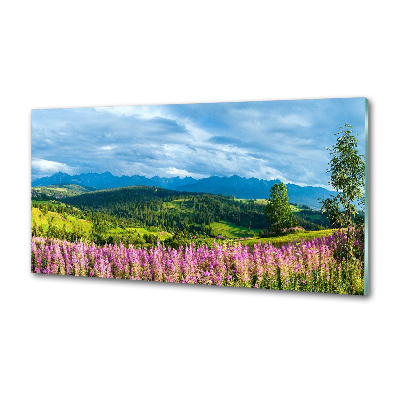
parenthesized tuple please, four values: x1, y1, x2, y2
(31, 98, 366, 188)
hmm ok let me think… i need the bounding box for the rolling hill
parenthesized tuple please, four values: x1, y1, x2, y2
(60, 185, 270, 233)
(31, 183, 331, 249)
(59, 185, 328, 235)
(32, 172, 334, 209)
(31, 183, 96, 198)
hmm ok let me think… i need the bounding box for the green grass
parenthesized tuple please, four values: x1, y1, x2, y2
(234, 198, 267, 205)
(31, 207, 92, 233)
(32, 206, 173, 241)
(163, 201, 180, 209)
(31, 199, 58, 205)
(31, 194, 330, 247)
(292, 211, 322, 222)
(234, 198, 302, 212)
(241, 229, 335, 247)
(107, 227, 126, 234)
(163, 199, 193, 210)
(129, 227, 173, 240)
(210, 220, 261, 238)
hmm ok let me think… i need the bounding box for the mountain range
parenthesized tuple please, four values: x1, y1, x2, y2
(31, 172, 335, 209)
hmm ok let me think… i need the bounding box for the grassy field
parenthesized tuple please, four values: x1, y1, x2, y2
(235, 198, 326, 224)
(241, 229, 335, 247)
(163, 199, 192, 210)
(31, 207, 92, 233)
(235, 198, 302, 212)
(292, 212, 321, 222)
(31, 186, 333, 249)
(31, 205, 173, 241)
(129, 227, 173, 240)
(210, 220, 261, 238)
(32, 201, 335, 248)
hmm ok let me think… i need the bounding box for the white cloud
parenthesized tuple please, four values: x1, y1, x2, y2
(94, 105, 168, 120)
(95, 105, 213, 144)
(277, 114, 312, 128)
(32, 99, 365, 187)
(165, 167, 207, 179)
(32, 159, 74, 174)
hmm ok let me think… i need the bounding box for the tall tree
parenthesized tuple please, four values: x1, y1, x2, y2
(265, 183, 294, 234)
(321, 123, 365, 228)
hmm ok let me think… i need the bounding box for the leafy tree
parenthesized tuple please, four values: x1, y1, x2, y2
(321, 123, 365, 228)
(265, 183, 294, 234)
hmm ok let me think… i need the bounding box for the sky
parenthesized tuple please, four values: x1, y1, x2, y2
(31, 98, 366, 188)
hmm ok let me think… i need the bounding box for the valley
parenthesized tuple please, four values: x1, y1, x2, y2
(31, 183, 331, 249)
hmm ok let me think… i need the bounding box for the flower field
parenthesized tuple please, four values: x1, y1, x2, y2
(31, 229, 364, 294)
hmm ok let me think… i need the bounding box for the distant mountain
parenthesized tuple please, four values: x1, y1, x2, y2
(32, 172, 335, 209)
(32, 172, 197, 191)
(176, 175, 334, 209)
(176, 175, 280, 199)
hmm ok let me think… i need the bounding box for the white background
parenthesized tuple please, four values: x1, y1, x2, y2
(0, 1, 398, 399)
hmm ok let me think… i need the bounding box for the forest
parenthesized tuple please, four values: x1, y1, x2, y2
(65, 186, 329, 230)
(31, 184, 330, 248)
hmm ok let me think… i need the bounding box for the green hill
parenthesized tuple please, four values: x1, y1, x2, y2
(31, 205, 92, 232)
(32, 184, 96, 198)
(31, 200, 172, 246)
(60, 186, 271, 236)
(31, 186, 331, 248)
(60, 185, 329, 236)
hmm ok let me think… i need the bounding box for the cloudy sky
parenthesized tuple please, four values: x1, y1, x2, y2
(32, 98, 366, 188)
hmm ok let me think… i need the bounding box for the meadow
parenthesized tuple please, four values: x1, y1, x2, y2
(31, 196, 331, 249)
(31, 228, 364, 294)
(31, 184, 365, 294)
(241, 229, 335, 246)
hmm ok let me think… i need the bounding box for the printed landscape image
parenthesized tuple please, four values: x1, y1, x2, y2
(31, 98, 368, 294)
